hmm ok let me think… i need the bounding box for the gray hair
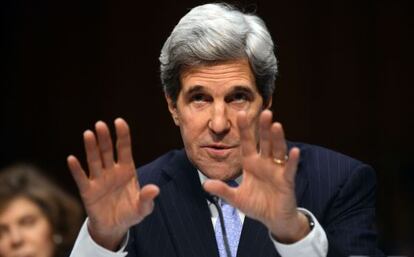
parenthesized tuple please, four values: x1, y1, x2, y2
(159, 3, 277, 104)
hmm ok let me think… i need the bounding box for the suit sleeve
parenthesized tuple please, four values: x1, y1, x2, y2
(323, 164, 384, 257)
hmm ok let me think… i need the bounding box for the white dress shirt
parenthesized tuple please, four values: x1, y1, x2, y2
(70, 171, 328, 257)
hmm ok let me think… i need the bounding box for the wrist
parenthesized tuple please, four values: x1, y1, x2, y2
(87, 220, 128, 251)
(270, 211, 311, 244)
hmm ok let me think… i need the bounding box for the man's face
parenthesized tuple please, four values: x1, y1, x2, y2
(166, 59, 271, 180)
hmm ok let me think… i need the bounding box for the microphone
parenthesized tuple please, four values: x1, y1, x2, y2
(204, 191, 232, 257)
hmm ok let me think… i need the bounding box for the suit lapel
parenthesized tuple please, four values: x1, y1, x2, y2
(290, 142, 309, 206)
(157, 150, 219, 257)
(156, 145, 309, 257)
(237, 217, 279, 257)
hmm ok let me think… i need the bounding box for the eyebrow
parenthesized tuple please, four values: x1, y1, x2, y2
(231, 86, 255, 95)
(185, 85, 204, 95)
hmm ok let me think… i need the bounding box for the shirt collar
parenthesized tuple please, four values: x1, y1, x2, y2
(197, 170, 243, 186)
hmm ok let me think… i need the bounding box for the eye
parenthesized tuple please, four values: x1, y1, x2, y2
(189, 93, 212, 105)
(233, 92, 248, 102)
(227, 91, 251, 103)
(20, 215, 37, 227)
(191, 93, 207, 102)
(0, 226, 7, 238)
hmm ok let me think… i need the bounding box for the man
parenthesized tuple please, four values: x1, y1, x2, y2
(68, 3, 383, 257)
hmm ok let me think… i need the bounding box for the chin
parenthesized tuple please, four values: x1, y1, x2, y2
(198, 162, 241, 181)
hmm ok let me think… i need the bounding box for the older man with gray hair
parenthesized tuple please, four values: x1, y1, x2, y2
(68, 3, 383, 257)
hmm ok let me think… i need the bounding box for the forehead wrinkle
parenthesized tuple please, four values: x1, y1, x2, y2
(181, 70, 255, 90)
(184, 72, 251, 82)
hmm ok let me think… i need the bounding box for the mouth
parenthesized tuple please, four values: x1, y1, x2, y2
(13, 253, 34, 257)
(201, 144, 238, 159)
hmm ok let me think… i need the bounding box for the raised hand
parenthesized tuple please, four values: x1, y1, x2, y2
(67, 118, 159, 250)
(203, 110, 310, 243)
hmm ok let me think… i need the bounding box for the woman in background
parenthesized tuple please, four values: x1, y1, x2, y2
(0, 164, 83, 257)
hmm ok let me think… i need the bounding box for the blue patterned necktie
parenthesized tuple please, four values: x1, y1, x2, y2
(215, 180, 242, 257)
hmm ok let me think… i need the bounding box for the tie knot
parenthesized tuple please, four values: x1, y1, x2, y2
(227, 180, 238, 188)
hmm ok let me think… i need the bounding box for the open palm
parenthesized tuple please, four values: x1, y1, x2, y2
(204, 110, 307, 242)
(67, 118, 159, 250)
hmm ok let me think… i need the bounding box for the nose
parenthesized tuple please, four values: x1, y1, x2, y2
(208, 102, 230, 135)
(9, 227, 24, 248)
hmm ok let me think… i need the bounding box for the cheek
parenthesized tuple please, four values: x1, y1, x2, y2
(178, 112, 208, 143)
(29, 220, 55, 254)
(0, 239, 10, 255)
(246, 108, 261, 130)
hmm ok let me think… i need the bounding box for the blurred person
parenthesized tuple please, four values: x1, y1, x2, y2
(0, 164, 83, 257)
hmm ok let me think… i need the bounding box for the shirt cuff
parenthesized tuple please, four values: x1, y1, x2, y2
(270, 208, 328, 257)
(69, 218, 129, 257)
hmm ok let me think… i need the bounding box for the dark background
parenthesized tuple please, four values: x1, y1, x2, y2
(1, 0, 413, 255)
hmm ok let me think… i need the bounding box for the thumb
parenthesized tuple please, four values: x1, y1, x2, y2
(203, 179, 237, 205)
(137, 184, 159, 218)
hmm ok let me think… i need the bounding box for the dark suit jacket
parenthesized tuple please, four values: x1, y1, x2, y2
(125, 142, 384, 257)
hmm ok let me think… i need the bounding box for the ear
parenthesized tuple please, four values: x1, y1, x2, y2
(165, 93, 180, 126)
(263, 95, 273, 110)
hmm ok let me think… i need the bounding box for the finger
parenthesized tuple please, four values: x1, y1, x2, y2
(95, 121, 115, 169)
(270, 122, 288, 160)
(203, 179, 237, 205)
(284, 147, 300, 184)
(67, 155, 89, 192)
(137, 184, 160, 217)
(259, 110, 273, 158)
(83, 130, 103, 179)
(115, 118, 134, 164)
(237, 111, 257, 157)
